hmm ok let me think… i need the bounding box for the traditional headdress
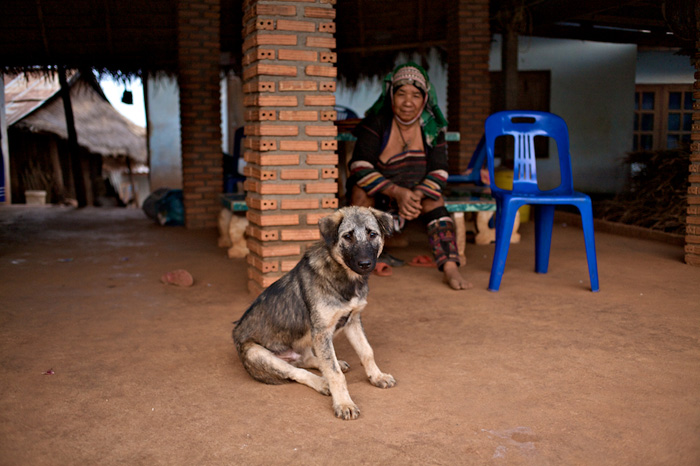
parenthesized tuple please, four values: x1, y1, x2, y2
(366, 62, 448, 147)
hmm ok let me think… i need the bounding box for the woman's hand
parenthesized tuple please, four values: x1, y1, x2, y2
(389, 186, 423, 220)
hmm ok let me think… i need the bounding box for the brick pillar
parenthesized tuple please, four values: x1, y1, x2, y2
(446, 0, 491, 173)
(241, 0, 339, 294)
(177, 0, 223, 229)
(687, 9, 700, 266)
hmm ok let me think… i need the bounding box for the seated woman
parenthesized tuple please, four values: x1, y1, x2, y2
(347, 62, 471, 290)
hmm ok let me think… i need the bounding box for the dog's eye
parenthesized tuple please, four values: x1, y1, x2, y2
(342, 232, 353, 241)
(368, 231, 378, 239)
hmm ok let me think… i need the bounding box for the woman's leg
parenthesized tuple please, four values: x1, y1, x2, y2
(421, 198, 472, 290)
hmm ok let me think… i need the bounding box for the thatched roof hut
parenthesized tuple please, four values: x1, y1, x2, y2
(5, 72, 146, 163)
(4, 71, 148, 205)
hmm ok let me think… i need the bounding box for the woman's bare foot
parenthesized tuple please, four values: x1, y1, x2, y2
(442, 261, 472, 290)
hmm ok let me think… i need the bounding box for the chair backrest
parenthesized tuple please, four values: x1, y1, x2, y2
(485, 111, 573, 195)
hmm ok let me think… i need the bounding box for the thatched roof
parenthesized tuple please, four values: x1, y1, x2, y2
(5, 72, 147, 163)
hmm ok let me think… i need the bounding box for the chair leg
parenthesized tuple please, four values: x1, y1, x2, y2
(534, 205, 555, 274)
(578, 202, 600, 292)
(488, 201, 518, 292)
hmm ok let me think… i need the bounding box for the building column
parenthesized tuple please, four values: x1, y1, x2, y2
(241, 0, 339, 294)
(177, 0, 223, 228)
(687, 9, 700, 266)
(446, 0, 491, 173)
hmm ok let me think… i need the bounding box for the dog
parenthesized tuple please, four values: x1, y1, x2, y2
(232, 206, 396, 420)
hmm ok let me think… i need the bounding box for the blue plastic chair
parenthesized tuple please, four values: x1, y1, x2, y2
(484, 111, 599, 292)
(446, 135, 487, 185)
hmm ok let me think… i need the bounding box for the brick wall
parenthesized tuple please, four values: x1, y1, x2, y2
(241, 0, 338, 293)
(446, 0, 491, 173)
(177, 0, 223, 229)
(687, 11, 700, 266)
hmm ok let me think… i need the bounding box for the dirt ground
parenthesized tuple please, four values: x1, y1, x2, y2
(1, 205, 699, 465)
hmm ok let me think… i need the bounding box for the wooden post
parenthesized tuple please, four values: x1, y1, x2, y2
(502, 27, 519, 111)
(57, 67, 88, 207)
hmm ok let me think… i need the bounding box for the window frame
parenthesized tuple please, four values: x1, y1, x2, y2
(634, 83, 694, 151)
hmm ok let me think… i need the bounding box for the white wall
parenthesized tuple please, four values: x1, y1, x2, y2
(147, 76, 182, 191)
(636, 50, 695, 84)
(491, 36, 638, 194)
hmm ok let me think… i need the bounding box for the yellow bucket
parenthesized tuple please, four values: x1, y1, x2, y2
(493, 170, 531, 222)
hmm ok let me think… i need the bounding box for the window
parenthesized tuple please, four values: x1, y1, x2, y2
(634, 84, 693, 151)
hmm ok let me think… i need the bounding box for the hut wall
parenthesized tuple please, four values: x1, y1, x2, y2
(241, 0, 339, 294)
(6, 128, 111, 205)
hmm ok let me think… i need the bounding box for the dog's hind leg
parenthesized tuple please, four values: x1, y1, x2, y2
(344, 315, 396, 389)
(242, 343, 330, 395)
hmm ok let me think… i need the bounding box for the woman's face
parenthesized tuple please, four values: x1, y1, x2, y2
(392, 84, 424, 123)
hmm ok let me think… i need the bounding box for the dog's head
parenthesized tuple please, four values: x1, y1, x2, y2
(319, 206, 393, 276)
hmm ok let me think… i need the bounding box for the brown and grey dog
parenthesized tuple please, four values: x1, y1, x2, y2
(232, 206, 396, 420)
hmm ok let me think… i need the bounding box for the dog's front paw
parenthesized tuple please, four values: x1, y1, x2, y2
(369, 373, 396, 389)
(333, 402, 360, 420)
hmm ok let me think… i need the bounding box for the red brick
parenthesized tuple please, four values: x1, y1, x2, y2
(281, 199, 320, 210)
(280, 140, 318, 151)
(279, 80, 318, 91)
(321, 140, 338, 150)
(306, 36, 336, 49)
(244, 180, 301, 195)
(244, 139, 278, 151)
(246, 197, 278, 210)
(279, 110, 318, 121)
(245, 124, 299, 136)
(278, 49, 317, 62)
(243, 81, 276, 93)
(280, 169, 319, 180)
(306, 154, 338, 165)
(247, 211, 300, 227)
(243, 63, 297, 80)
(246, 225, 280, 241)
(245, 152, 300, 166)
(281, 229, 321, 241)
(318, 22, 336, 33)
(304, 7, 336, 19)
(305, 125, 337, 137)
(305, 65, 337, 78)
(306, 182, 338, 194)
(304, 95, 336, 106)
(244, 165, 278, 180)
(276, 19, 316, 32)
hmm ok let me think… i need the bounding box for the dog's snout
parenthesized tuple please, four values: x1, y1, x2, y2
(357, 260, 373, 271)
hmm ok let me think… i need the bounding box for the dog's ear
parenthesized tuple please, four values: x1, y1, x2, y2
(318, 210, 343, 248)
(368, 207, 394, 238)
